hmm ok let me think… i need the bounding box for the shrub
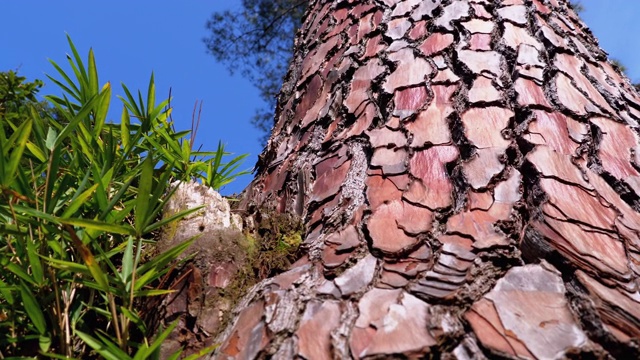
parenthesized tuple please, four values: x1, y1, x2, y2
(0, 36, 247, 359)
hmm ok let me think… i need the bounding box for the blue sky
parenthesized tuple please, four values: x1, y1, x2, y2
(1, 1, 639, 194)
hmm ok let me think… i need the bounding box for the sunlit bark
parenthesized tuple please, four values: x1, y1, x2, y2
(211, 0, 640, 358)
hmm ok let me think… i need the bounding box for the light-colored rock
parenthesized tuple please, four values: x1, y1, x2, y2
(157, 180, 244, 259)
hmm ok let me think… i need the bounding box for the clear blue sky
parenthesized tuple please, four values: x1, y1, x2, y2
(1, 1, 638, 194)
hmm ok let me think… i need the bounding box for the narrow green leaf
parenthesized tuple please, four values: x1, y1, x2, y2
(77, 121, 102, 154)
(145, 160, 181, 223)
(148, 100, 170, 123)
(0, 223, 29, 237)
(190, 151, 222, 157)
(85, 304, 112, 318)
(45, 93, 74, 111)
(121, 236, 134, 287)
(39, 334, 52, 353)
(143, 205, 203, 234)
(64, 227, 110, 292)
(54, 92, 102, 148)
(142, 134, 179, 167)
(61, 217, 136, 236)
(104, 125, 116, 169)
(100, 166, 115, 195)
(137, 90, 145, 118)
(134, 321, 178, 360)
(66, 34, 88, 91)
(121, 107, 130, 150)
(163, 352, 183, 360)
(97, 332, 134, 360)
(75, 330, 130, 360)
(146, 72, 155, 117)
(0, 123, 6, 179)
(4, 118, 32, 186)
(206, 160, 213, 187)
(155, 126, 186, 157)
(6, 262, 37, 285)
(66, 54, 88, 103)
(45, 126, 57, 151)
(135, 155, 154, 235)
(182, 345, 220, 360)
(134, 289, 176, 297)
(26, 237, 44, 286)
(0, 278, 15, 305)
(13, 169, 36, 203)
(172, 129, 191, 140)
(41, 352, 81, 360)
(45, 258, 91, 277)
(50, 173, 75, 215)
(94, 82, 111, 135)
(61, 183, 99, 218)
(19, 281, 46, 334)
(103, 200, 136, 228)
(74, 279, 119, 293)
(88, 48, 99, 95)
(97, 241, 127, 261)
(213, 141, 224, 168)
(135, 238, 195, 290)
(119, 84, 143, 118)
(99, 174, 136, 220)
(90, 161, 109, 211)
(12, 204, 58, 223)
(154, 126, 182, 154)
(30, 104, 47, 140)
(67, 169, 92, 208)
(91, 245, 120, 289)
(46, 59, 81, 100)
(61, 93, 79, 114)
(46, 239, 64, 257)
(11, 204, 135, 236)
(44, 145, 62, 214)
(119, 306, 144, 331)
(26, 141, 47, 162)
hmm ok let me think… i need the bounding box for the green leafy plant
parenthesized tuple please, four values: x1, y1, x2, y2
(0, 35, 246, 358)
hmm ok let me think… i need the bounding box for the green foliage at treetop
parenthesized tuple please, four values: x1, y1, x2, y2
(0, 71, 65, 137)
(569, 1, 584, 14)
(0, 36, 247, 359)
(0, 71, 42, 118)
(204, 0, 308, 142)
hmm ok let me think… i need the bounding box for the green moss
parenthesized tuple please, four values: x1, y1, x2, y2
(210, 209, 304, 335)
(243, 233, 258, 256)
(156, 204, 305, 338)
(163, 216, 180, 240)
(281, 232, 302, 247)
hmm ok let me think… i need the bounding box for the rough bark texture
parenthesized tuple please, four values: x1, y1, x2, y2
(153, 181, 246, 356)
(212, 0, 640, 358)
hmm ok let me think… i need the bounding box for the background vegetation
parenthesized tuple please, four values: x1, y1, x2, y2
(0, 37, 246, 359)
(204, 0, 307, 141)
(204, 0, 640, 142)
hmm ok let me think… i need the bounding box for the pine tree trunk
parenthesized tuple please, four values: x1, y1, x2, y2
(213, 0, 640, 358)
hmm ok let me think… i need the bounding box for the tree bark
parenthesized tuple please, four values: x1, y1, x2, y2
(213, 0, 640, 358)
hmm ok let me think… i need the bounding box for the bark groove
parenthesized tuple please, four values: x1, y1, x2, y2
(214, 0, 640, 358)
